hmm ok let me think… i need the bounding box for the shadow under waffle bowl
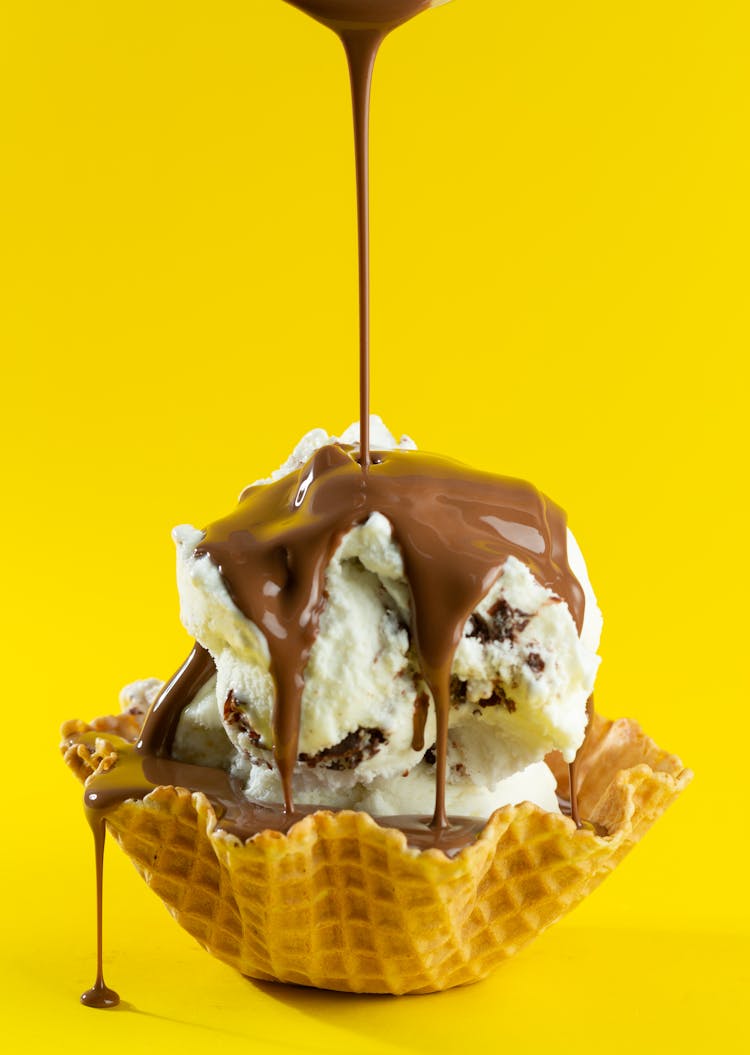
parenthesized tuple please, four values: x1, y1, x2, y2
(61, 713, 691, 994)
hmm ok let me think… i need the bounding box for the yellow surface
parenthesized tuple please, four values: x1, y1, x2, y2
(1, 0, 747, 1050)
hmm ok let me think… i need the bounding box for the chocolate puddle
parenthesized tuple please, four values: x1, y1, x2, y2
(76, 730, 487, 854)
(77, 0, 595, 1005)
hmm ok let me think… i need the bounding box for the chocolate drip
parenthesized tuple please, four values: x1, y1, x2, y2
(137, 643, 214, 756)
(559, 695, 596, 829)
(81, 645, 215, 1006)
(568, 757, 582, 828)
(80, 812, 119, 1009)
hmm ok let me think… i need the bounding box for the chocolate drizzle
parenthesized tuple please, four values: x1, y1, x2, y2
(79, 812, 120, 1009)
(136, 643, 214, 756)
(194, 444, 583, 826)
(285, 1, 439, 469)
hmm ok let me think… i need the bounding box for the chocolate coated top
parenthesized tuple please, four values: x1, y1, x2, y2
(194, 443, 582, 826)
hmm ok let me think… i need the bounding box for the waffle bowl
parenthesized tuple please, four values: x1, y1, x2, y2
(61, 711, 691, 994)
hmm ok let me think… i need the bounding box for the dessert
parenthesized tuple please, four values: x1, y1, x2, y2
(62, 418, 691, 998)
(61, 0, 691, 1006)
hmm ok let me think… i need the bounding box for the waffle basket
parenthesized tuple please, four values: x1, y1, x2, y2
(61, 711, 690, 994)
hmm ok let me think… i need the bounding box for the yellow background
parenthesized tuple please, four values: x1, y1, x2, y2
(1, 0, 747, 1050)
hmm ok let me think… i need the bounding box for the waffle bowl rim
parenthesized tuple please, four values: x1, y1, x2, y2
(60, 710, 693, 870)
(59, 710, 693, 993)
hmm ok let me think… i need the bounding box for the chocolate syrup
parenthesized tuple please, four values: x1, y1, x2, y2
(78, 0, 594, 1005)
(79, 812, 120, 1009)
(285, 1, 440, 468)
(74, 729, 486, 855)
(136, 643, 214, 756)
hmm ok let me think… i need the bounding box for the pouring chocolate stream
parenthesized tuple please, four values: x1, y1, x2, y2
(285, 2, 446, 469)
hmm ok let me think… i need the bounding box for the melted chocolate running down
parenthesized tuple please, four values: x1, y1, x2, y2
(194, 444, 584, 825)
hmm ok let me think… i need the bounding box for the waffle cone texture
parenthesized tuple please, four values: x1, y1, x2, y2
(61, 712, 691, 994)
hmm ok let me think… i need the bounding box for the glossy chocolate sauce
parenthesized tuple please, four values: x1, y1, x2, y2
(195, 444, 583, 825)
(79, 812, 120, 1009)
(78, 0, 593, 1006)
(286, 1, 441, 469)
(76, 729, 486, 854)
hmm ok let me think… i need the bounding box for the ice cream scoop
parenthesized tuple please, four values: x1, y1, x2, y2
(168, 420, 600, 815)
(155, 419, 597, 822)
